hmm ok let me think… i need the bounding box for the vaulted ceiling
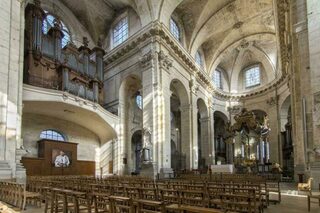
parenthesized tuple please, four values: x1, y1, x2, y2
(172, 0, 277, 77)
(57, 0, 279, 87)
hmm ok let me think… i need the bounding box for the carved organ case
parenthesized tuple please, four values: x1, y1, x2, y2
(24, 1, 105, 103)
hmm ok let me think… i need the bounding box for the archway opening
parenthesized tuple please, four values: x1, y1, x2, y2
(170, 93, 184, 171)
(119, 75, 142, 174)
(131, 130, 142, 174)
(280, 96, 293, 179)
(214, 111, 228, 164)
(197, 99, 209, 170)
(170, 79, 190, 171)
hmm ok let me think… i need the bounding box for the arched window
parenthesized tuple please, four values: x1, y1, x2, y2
(195, 51, 202, 67)
(113, 17, 128, 47)
(244, 65, 260, 88)
(40, 130, 65, 141)
(42, 11, 71, 48)
(170, 18, 180, 41)
(136, 94, 143, 109)
(213, 70, 222, 89)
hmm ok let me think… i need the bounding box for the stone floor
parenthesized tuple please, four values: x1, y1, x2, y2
(265, 193, 320, 213)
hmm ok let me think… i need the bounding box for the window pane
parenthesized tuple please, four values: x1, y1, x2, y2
(245, 66, 260, 88)
(40, 130, 65, 142)
(136, 95, 142, 109)
(113, 17, 128, 47)
(195, 51, 202, 67)
(170, 18, 180, 41)
(213, 70, 222, 89)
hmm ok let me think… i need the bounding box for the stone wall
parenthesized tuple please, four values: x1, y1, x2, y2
(22, 113, 100, 162)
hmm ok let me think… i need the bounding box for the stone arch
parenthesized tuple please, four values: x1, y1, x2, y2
(214, 110, 228, 164)
(170, 79, 191, 170)
(119, 74, 142, 174)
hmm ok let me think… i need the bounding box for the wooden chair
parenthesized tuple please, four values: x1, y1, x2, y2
(136, 199, 165, 213)
(220, 193, 255, 213)
(0, 181, 24, 210)
(307, 193, 320, 212)
(179, 190, 209, 207)
(266, 181, 281, 203)
(159, 189, 180, 205)
(109, 196, 134, 213)
(139, 188, 159, 201)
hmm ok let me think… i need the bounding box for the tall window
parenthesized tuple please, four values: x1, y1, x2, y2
(244, 66, 261, 88)
(195, 51, 202, 67)
(42, 11, 71, 48)
(136, 94, 143, 109)
(113, 17, 128, 47)
(40, 130, 65, 141)
(170, 18, 180, 41)
(213, 70, 222, 89)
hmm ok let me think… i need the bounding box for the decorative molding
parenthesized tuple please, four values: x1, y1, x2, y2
(139, 50, 156, 68)
(104, 21, 287, 101)
(266, 96, 278, 106)
(158, 50, 173, 72)
(276, 0, 290, 75)
(227, 105, 242, 115)
(189, 76, 199, 95)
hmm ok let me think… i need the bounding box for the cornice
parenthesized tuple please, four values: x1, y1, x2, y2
(104, 20, 287, 101)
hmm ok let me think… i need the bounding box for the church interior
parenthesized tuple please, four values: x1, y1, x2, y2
(0, 0, 320, 212)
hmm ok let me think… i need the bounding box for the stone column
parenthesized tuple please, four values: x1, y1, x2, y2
(139, 48, 174, 178)
(290, 0, 312, 180)
(199, 117, 210, 167)
(180, 104, 192, 170)
(307, 0, 320, 189)
(189, 76, 199, 169)
(0, 0, 25, 180)
(141, 51, 158, 178)
(118, 98, 127, 175)
(209, 106, 216, 165)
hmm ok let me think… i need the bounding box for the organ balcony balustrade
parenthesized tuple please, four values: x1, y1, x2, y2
(23, 1, 105, 104)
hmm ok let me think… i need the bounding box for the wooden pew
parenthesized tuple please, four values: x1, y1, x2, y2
(165, 204, 222, 213)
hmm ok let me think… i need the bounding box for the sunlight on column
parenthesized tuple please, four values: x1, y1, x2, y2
(95, 147, 101, 176)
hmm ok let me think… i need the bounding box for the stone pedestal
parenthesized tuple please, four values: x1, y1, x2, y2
(15, 149, 27, 184)
(0, 161, 12, 180)
(310, 162, 320, 190)
(159, 167, 174, 179)
(140, 162, 157, 179)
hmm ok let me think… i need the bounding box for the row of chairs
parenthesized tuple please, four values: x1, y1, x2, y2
(25, 176, 271, 212)
(0, 181, 41, 210)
